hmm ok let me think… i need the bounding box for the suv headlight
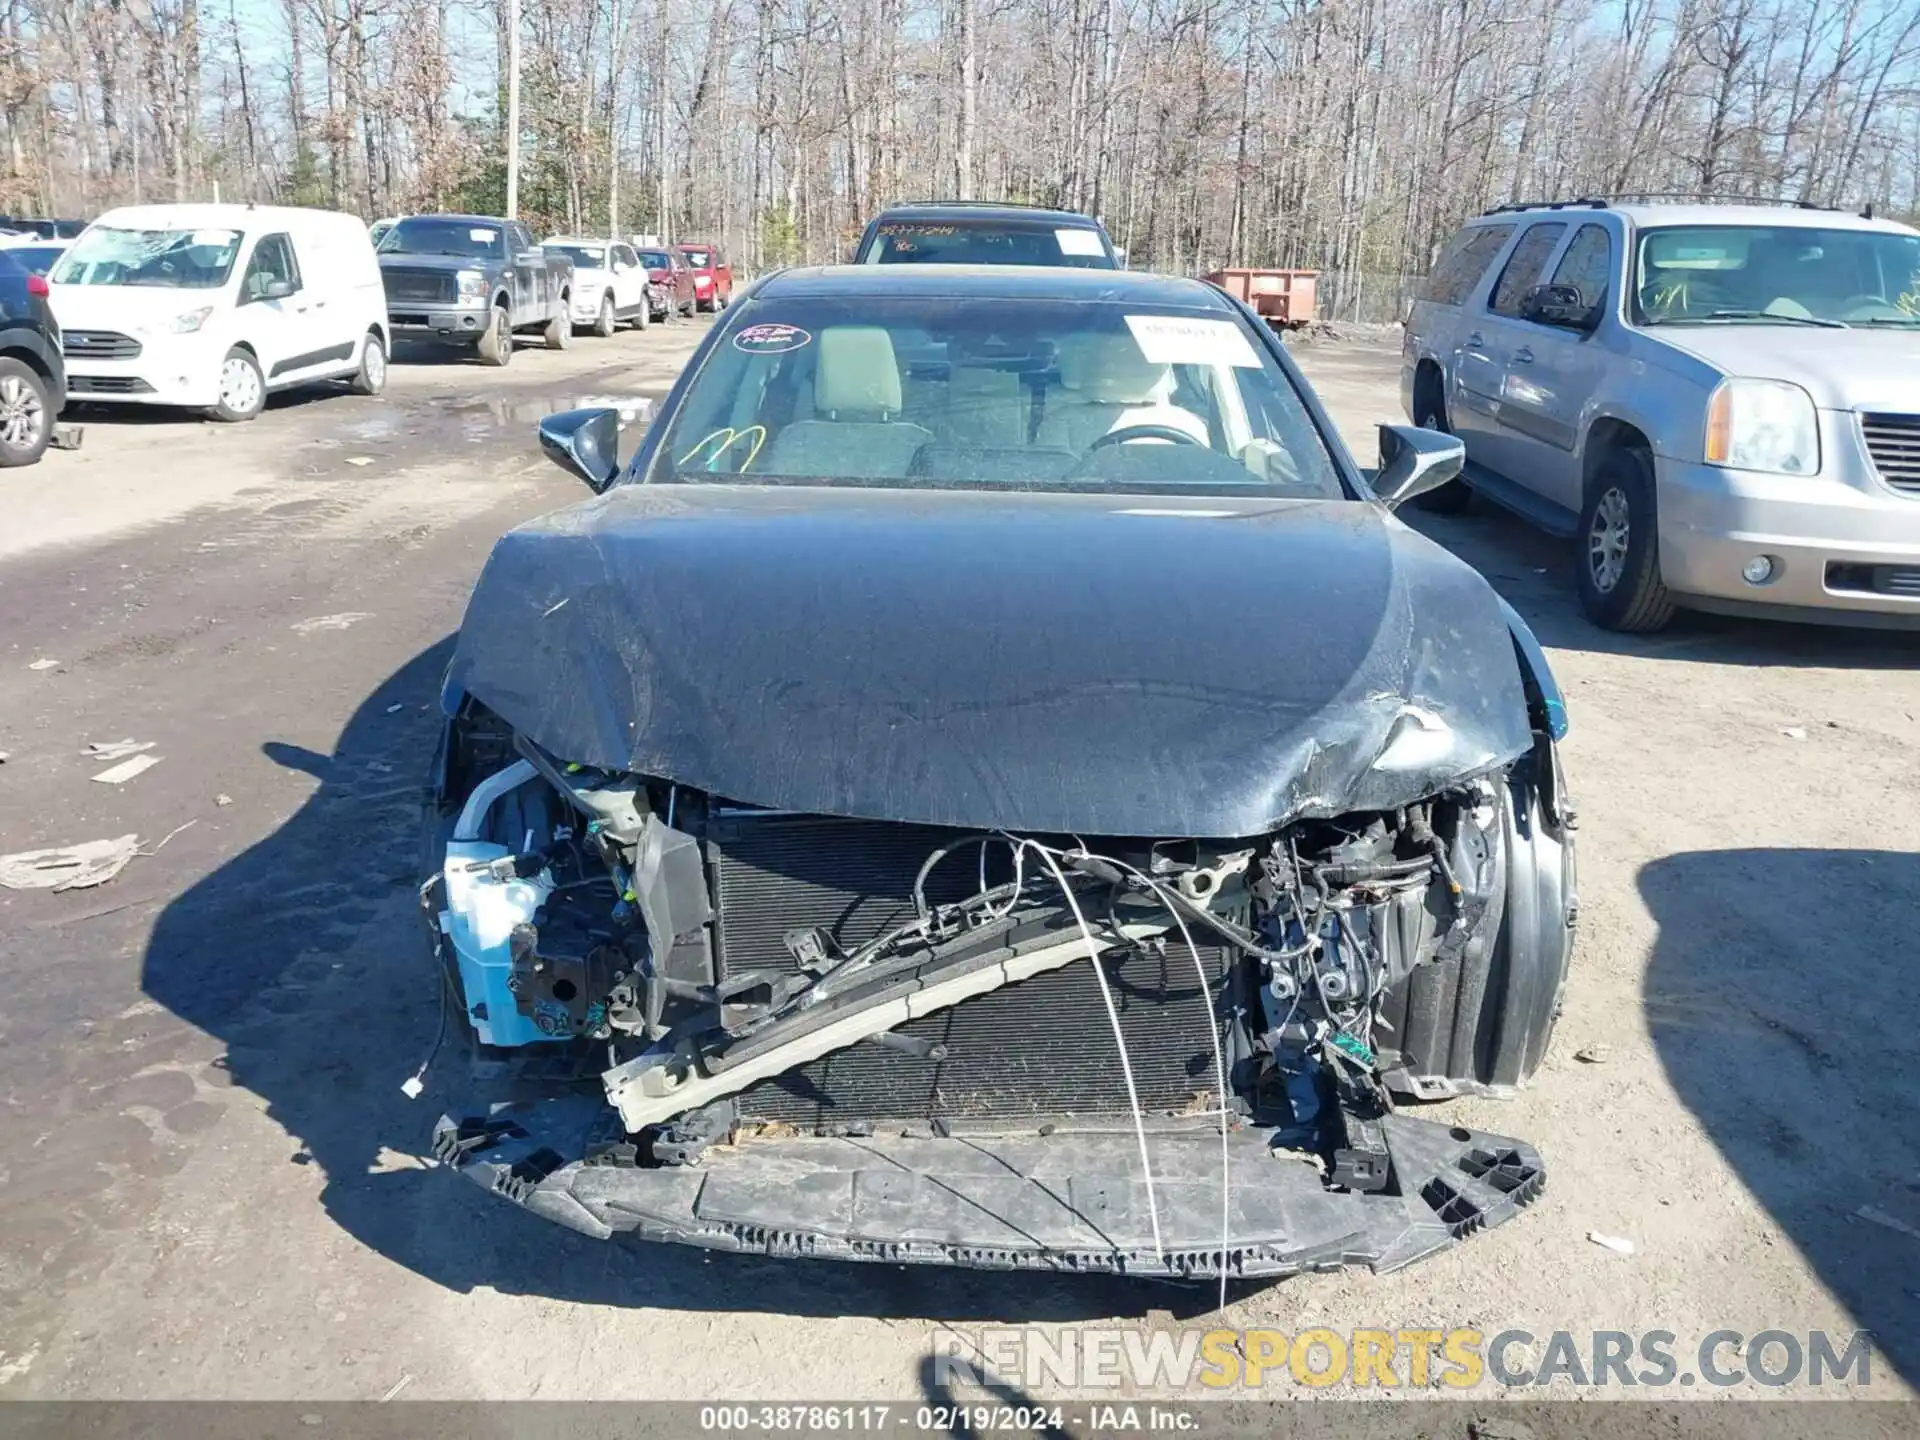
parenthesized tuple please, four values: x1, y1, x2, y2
(456, 269, 487, 302)
(1705, 378, 1819, 475)
(170, 306, 214, 334)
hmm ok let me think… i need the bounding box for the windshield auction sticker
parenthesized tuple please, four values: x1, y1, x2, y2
(1056, 228, 1108, 257)
(1125, 314, 1262, 368)
(733, 323, 812, 354)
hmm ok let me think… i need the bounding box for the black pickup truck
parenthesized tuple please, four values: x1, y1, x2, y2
(376, 214, 574, 366)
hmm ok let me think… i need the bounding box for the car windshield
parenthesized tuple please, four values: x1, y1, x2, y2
(680, 248, 712, 268)
(1635, 225, 1920, 326)
(51, 226, 244, 288)
(379, 218, 504, 259)
(862, 219, 1115, 268)
(545, 243, 607, 269)
(649, 295, 1346, 498)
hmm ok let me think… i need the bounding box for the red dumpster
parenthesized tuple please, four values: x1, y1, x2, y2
(1205, 268, 1318, 328)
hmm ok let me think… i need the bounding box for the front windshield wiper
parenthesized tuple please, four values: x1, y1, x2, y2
(1700, 310, 1849, 328)
(1848, 315, 1920, 327)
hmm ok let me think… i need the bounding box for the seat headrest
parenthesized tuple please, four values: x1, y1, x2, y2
(1059, 332, 1169, 405)
(815, 326, 902, 418)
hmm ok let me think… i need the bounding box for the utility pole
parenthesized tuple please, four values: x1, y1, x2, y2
(505, 0, 521, 218)
(608, 0, 624, 237)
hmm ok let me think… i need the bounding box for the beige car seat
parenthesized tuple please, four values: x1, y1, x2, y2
(759, 326, 933, 477)
(1035, 333, 1210, 452)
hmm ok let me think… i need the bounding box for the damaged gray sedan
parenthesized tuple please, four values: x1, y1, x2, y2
(425, 266, 1574, 1280)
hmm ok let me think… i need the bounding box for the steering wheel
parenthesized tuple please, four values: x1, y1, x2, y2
(1086, 423, 1204, 451)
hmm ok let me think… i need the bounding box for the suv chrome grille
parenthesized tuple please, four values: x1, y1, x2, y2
(63, 329, 141, 360)
(1861, 413, 1920, 494)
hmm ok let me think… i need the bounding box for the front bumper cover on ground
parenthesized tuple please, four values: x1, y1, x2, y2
(432, 1097, 1544, 1279)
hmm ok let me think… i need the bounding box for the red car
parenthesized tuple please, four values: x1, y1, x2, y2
(635, 245, 696, 322)
(677, 241, 732, 312)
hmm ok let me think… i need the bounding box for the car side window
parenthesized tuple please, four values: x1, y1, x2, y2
(1421, 225, 1514, 307)
(1488, 222, 1567, 317)
(1549, 224, 1613, 311)
(241, 233, 300, 301)
(614, 245, 637, 269)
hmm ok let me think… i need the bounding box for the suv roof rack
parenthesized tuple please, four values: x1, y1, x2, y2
(1482, 192, 1846, 216)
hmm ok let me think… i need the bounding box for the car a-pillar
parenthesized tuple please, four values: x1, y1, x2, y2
(1577, 420, 1675, 632)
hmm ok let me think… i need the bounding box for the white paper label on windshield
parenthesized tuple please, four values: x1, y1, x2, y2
(469, 227, 499, 243)
(191, 230, 233, 247)
(1055, 228, 1106, 257)
(1124, 314, 1262, 368)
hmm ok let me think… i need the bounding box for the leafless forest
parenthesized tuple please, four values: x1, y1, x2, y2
(6, 0, 1920, 315)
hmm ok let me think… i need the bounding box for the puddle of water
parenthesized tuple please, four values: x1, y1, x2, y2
(336, 392, 655, 446)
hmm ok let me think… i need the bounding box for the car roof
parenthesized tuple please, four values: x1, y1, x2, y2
(755, 264, 1227, 308)
(92, 203, 363, 231)
(1470, 201, 1918, 236)
(870, 202, 1105, 229)
(542, 235, 616, 246)
(399, 213, 515, 226)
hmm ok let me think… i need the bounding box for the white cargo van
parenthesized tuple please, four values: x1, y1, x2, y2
(51, 203, 389, 421)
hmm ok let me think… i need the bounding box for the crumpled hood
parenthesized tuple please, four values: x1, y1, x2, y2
(445, 484, 1532, 837)
(1654, 325, 1920, 411)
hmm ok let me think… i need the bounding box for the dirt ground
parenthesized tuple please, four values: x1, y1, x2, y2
(0, 323, 1915, 1406)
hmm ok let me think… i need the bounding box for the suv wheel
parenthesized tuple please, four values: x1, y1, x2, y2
(210, 347, 266, 422)
(1412, 391, 1472, 514)
(0, 358, 50, 466)
(593, 293, 617, 337)
(1576, 447, 1675, 632)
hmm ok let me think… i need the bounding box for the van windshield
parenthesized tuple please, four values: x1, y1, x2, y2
(52, 226, 244, 289)
(1636, 225, 1920, 327)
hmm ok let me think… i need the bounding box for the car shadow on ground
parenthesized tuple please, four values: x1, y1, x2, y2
(1400, 503, 1920, 671)
(1640, 847, 1920, 1384)
(139, 638, 1244, 1323)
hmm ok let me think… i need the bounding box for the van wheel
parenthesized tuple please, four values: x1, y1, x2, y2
(477, 306, 512, 367)
(350, 331, 387, 396)
(1577, 447, 1676, 632)
(1412, 390, 1472, 513)
(545, 301, 572, 350)
(0, 357, 51, 466)
(210, 348, 266, 422)
(593, 293, 617, 338)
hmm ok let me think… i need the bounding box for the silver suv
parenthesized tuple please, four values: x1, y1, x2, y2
(1402, 200, 1920, 631)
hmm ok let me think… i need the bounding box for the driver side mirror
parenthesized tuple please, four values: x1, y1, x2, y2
(1373, 424, 1464, 509)
(538, 408, 621, 493)
(1522, 283, 1596, 330)
(260, 277, 295, 301)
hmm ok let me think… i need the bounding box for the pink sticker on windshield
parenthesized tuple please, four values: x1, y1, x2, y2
(733, 323, 811, 354)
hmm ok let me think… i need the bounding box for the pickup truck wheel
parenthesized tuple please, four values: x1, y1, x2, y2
(545, 301, 572, 351)
(0, 358, 51, 466)
(1577, 447, 1675, 633)
(209, 347, 266, 422)
(477, 306, 512, 367)
(1412, 392, 1472, 514)
(592, 293, 617, 338)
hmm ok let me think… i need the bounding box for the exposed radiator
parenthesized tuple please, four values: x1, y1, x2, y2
(707, 812, 1231, 1127)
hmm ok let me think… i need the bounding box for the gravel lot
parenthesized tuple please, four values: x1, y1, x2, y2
(0, 325, 1915, 1405)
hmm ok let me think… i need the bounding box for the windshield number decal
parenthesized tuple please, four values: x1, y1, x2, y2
(733, 323, 811, 354)
(1055, 228, 1106, 257)
(469, 228, 499, 243)
(1124, 314, 1262, 369)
